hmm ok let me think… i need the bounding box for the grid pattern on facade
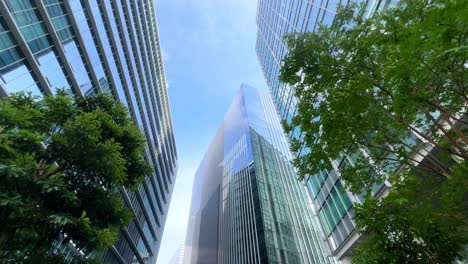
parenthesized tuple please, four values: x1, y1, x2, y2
(0, 0, 178, 263)
(185, 84, 337, 264)
(249, 87, 337, 264)
(255, 0, 401, 254)
(219, 98, 261, 263)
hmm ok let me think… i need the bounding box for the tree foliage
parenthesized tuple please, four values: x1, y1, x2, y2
(353, 162, 467, 263)
(280, 0, 467, 262)
(0, 91, 151, 263)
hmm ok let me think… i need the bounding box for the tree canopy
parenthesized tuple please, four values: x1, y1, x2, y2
(280, 0, 467, 262)
(0, 91, 151, 263)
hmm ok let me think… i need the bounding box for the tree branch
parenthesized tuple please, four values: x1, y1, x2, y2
(435, 213, 468, 226)
(426, 99, 468, 126)
(396, 115, 467, 160)
(417, 105, 468, 158)
(381, 132, 453, 176)
(39, 164, 66, 179)
(377, 156, 448, 179)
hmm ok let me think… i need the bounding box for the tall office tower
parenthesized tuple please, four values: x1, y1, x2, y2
(168, 244, 185, 264)
(184, 84, 336, 264)
(0, 0, 177, 263)
(255, 0, 400, 262)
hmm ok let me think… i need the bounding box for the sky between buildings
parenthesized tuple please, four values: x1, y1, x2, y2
(154, 0, 267, 263)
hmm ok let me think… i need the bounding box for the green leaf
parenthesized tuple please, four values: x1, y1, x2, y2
(0, 194, 23, 207)
(48, 214, 75, 226)
(0, 91, 150, 262)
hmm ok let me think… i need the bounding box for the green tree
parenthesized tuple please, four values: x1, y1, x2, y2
(352, 163, 468, 263)
(279, 0, 467, 262)
(0, 91, 151, 263)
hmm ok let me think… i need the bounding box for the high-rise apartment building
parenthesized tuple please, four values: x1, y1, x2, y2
(256, 0, 398, 262)
(184, 84, 336, 264)
(0, 0, 177, 263)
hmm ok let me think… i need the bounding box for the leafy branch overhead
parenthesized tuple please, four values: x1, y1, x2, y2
(280, 0, 467, 262)
(0, 91, 152, 263)
(281, 0, 467, 191)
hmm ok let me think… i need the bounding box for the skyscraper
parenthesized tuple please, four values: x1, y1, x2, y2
(168, 244, 185, 264)
(0, 0, 177, 263)
(184, 84, 336, 264)
(255, 0, 399, 262)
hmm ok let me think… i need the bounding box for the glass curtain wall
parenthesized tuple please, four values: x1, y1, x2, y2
(0, 1, 178, 263)
(184, 84, 337, 264)
(255, 0, 400, 257)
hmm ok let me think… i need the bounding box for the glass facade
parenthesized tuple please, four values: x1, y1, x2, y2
(184, 84, 337, 264)
(0, 1, 177, 263)
(255, 0, 400, 259)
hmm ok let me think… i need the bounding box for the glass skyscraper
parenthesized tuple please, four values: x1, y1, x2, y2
(255, 0, 398, 262)
(184, 84, 336, 264)
(0, 0, 177, 263)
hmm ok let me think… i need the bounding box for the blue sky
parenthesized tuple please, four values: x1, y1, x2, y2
(154, 0, 267, 263)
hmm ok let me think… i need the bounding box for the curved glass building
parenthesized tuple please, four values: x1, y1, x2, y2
(0, 1, 177, 263)
(184, 84, 336, 264)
